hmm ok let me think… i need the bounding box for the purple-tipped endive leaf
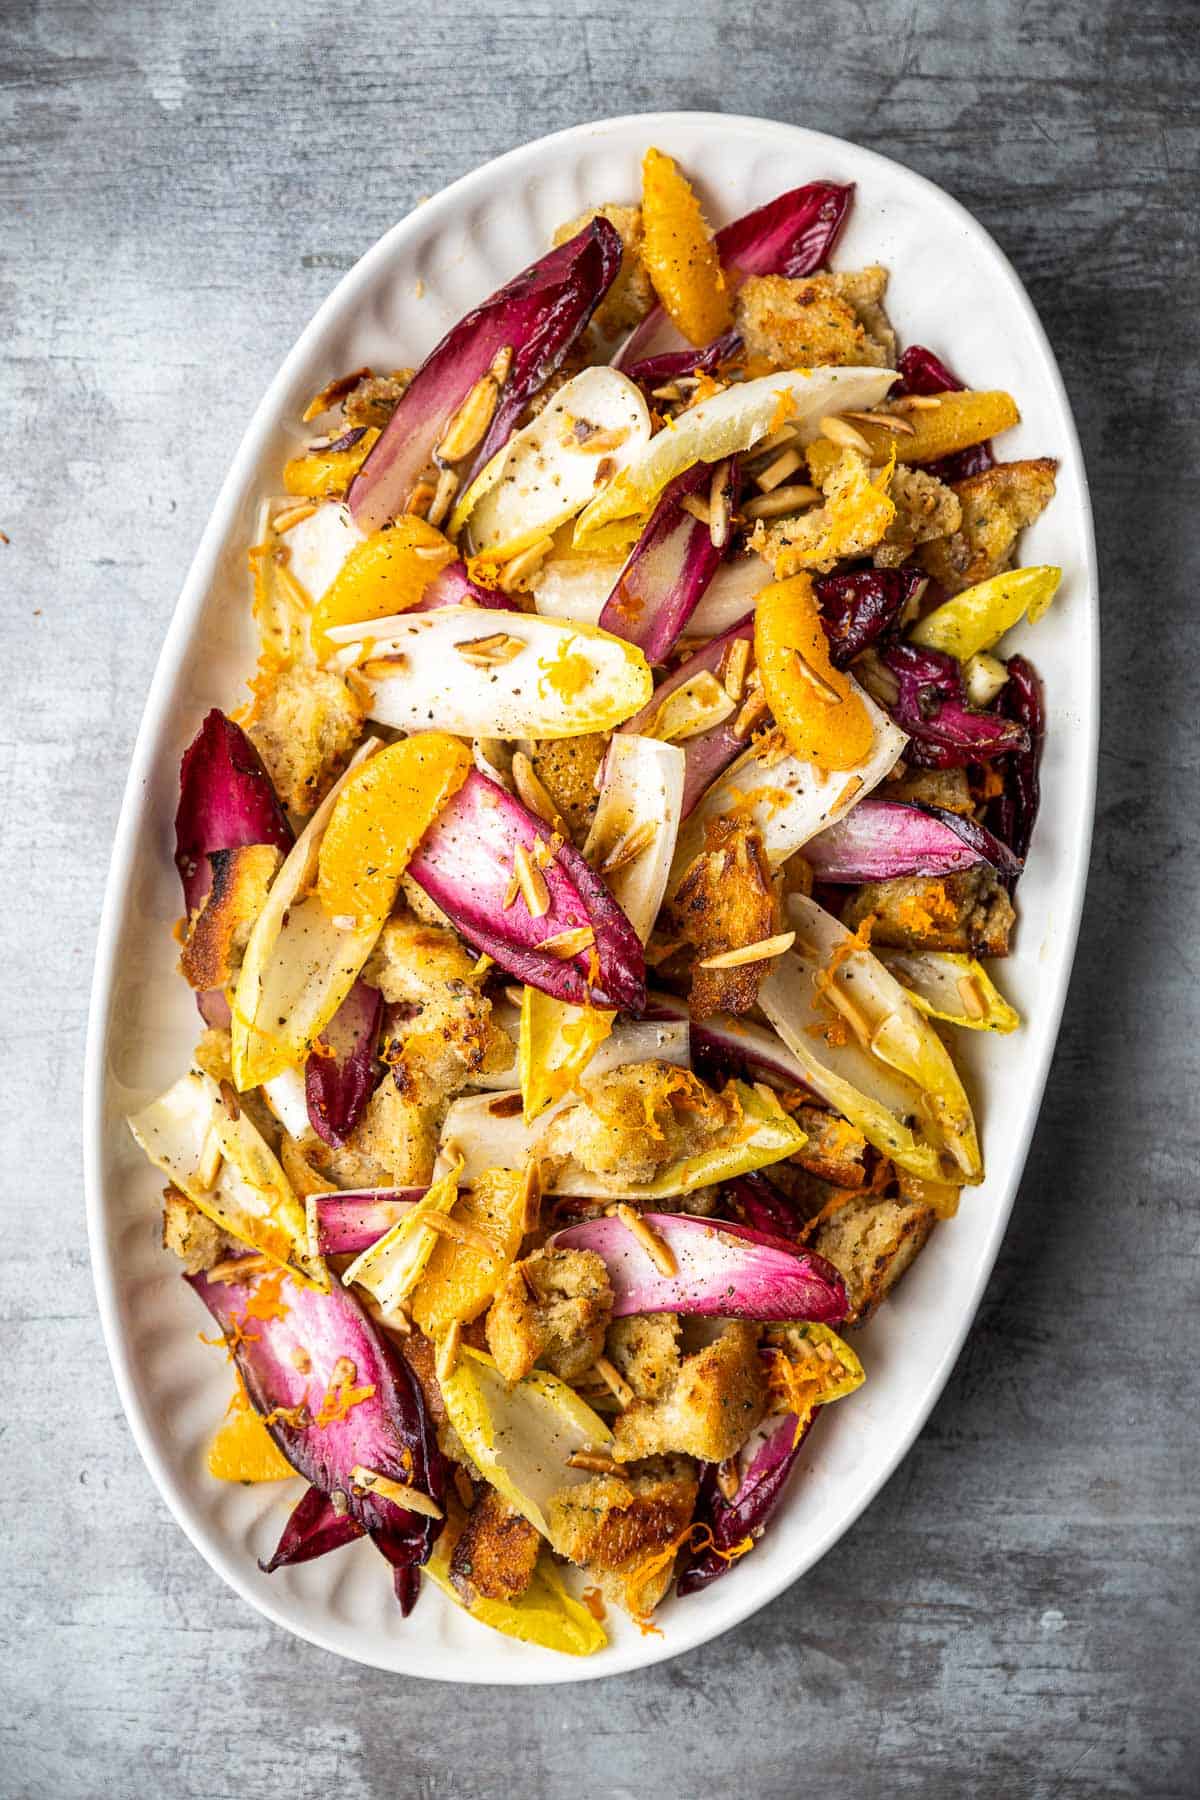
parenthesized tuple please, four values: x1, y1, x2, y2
(550, 1212, 847, 1323)
(599, 460, 737, 664)
(814, 567, 925, 670)
(308, 1191, 421, 1258)
(984, 653, 1044, 874)
(621, 329, 743, 391)
(804, 799, 1022, 884)
(880, 642, 1029, 768)
(411, 559, 508, 612)
(620, 614, 755, 816)
(407, 769, 646, 1011)
(263, 1483, 365, 1571)
(722, 1172, 810, 1241)
(305, 979, 383, 1148)
(645, 992, 809, 1093)
(616, 181, 854, 369)
(677, 1410, 814, 1596)
(175, 709, 292, 916)
(189, 1262, 444, 1580)
(348, 218, 622, 531)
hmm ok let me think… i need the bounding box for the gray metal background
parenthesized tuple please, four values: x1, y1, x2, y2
(2, 1, 1196, 1795)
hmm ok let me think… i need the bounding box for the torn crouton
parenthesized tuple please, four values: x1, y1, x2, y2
(450, 1485, 542, 1606)
(751, 447, 895, 577)
(790, 1106, 871, 1188)
(919, 458, 1058, 594)
(546, 1454, 698, 1571)
(345, 1074, 441, 1188)
(398, 1329, 470, 1468)
(161, 1187, 229, 1274)
(179, 843, 282, 993)
(486, 1247, 614, 1384)
(527, 734, 608, 841)
(343, 371, 412, 429)
(541, 1062, 742, 1188)
(665, 817, 778, 1019)
(553, 204, 655, 337)
(805, 1192, 936, 1322)
(612, 1321, 767, 1463)
(735, 268, 894, 370)
(842, 868, 1016, 957)
(366, 911, 511, 1102)
(604, 1314, 682, 1401)
(246, 665, 364, 817)
(873, 466, 962, 569)
(879, 766, 973, 814)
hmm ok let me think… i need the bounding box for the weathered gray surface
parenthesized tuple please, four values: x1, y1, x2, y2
(1, 1, 1197, 1795)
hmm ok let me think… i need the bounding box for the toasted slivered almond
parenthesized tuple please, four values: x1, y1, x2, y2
(290, 1344, 313, 1374)
(742, 482, 821, 521)
(716, 1457, 741, 1502)
(650, 382, 684, 402)
(435, 1321, 463, 1386)
(206, 1253, 272, 1284)
(840, 408, 915, 437)
(698, 930, 796, 970)
(520, 1159, 543, 1233)
(217, 1078, 241, 1123)
(835, 774, 864, 811)
(535, 925, 596, 959)
(733, 686, 770, 737)
(600, 819, 658, 875)
(329, 1355, 358, 1388)
(271, 555, 312, 617)
(680, 494, 711, 526)
(425, 464, 460, 528)
(196, 1126, 223, 1192)
(531, 831, 563, 869)
(708, 459, 732, 549)
(471, 953, 494, 977)
(957, 974, 988, 1020)
(566, 1449, 623, 1474)
(590, 1357, 635, 1409)
(651, 669, 735, 743)
(361, 652, 410, 679)
(720, 635, 751, 703)
(405, 479, 437, 518)
(749, 422, 801, 460)
(818, 415, 871, 454)
(271, 500, 318, 534)
(608, 1203, 677, 1278)
(455, 631, 526, 667)
(497, 536, 554, 593)
(755, 446, 804, 493)
(894, 393, 943, 412)
(502, 870, 521, 910)
(436, 373, 501, 464)
(572, 423, 631, 454)
(344, 667, 376, 710)
(511, 751, 560, 827)
(791, 648, 843, 704)
(512, 843, 550, 918)
(422, 1211, 503, 1258)
(824, 981, 874, 1049)
(302, 366, 371, 422)
(489, 344, 514, 386)
(350, 1464, 444, 1520)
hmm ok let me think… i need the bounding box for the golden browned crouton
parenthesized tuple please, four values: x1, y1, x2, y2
(612, 1321, 768, 1463)
(880, 766, 973, 814)
(546, 1455, 698, 1570)
(191, 1027, 233, 1085)
(842, 868, 1016, 957)
(541, 1063, 742, 1188)
(735, 268, 893, 370)
(345, 1074, 441, 1188)
(553, 204, 655, 337)
(527, 734, 607, 841)
(873, 466, 962, 569)
(486, 1248, 614, 1383)
(343, 371, 412, 429)
(919, 458, 1058, 594)
(665, 817, 778, 1018)
(752, 447, 895, 577)
(755, 1159, 846, 1225)
(246, 665, 364, 817)
(161, 1187, 229, 1274)
(791, 1105, 871, 1188)
(398, 1329, 471, 1467)
(178, 844, 282, 993)
(450, 1486, 542, 1605)
(604, 1314, 682, 1401)
(805, 1192, 936, 1322)
(366, 912, 511, 1102)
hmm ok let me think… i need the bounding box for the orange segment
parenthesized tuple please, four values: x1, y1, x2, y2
(206, 1408, 296, 1483)
(317, 733, 472, 925)
(283, 427, 380, 499)
(311, 518, 457, 657)
(412, 1167, 527, 1339)
(640, 147, 733, 347)
(754, 575, 875, 771)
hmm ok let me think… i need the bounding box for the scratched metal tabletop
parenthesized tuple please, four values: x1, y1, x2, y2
(2, 1, 1197, 1795)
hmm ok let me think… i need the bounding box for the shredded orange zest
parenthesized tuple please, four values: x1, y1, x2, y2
(688, 370, 725, 407)
(537, 637, 594, 702)
(242, 1271, 290, 1324)
(225, 1368, 251, 1417)
(310, 517, 455, 656)
(893, 883, 957, 934)
(315, 1373, 377, 1429)
(581, 1585, 607, 1622)
(199, 1321, 261, 1358)
(754, 575, 874, 771)
(770, 386, 802, 431)
(464, 554, 503, 590)
(978, 766, 1005, 801)
(309, 1034, 336, 1059)
(640, 147, 733, 347)
(317, 732, 472, 925)
(623, 1522, 755, 1630)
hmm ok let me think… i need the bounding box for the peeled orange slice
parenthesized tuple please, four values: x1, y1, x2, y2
(311, 517, 456, 656)
(754, 574, 875, 771)
(640, 147, 733, 347)
(317, 732, 471, 926)
(206, 1408, 296, 1483)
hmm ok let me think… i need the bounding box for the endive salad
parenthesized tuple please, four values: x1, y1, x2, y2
(131, 150, 1060, 1656)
